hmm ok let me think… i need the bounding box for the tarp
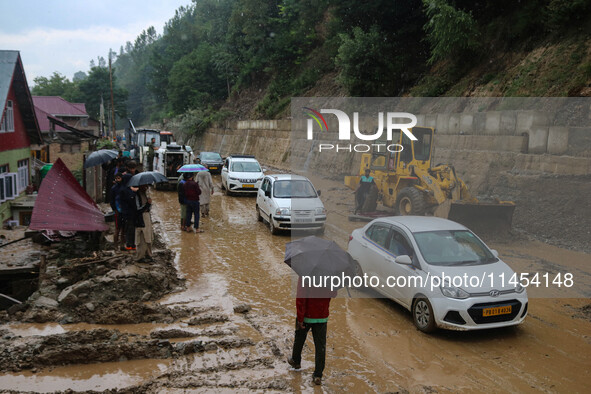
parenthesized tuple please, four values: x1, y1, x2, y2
(29, 158, 109, 232)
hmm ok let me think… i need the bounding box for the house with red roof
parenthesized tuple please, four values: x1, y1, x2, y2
(0, 50, 43, 226)
(32, 96, 99, 170)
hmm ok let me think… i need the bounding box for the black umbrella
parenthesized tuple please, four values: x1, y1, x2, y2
(84, 149, 118, 168)
(127, 171, 169, 187)
(284, 236, 356, 279)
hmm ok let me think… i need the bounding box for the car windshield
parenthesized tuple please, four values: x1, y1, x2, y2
(201, 152, 222, 161)
(231, 161, 261, 172)
(273, 180, 317, 198)
(413, 230, 497, 266)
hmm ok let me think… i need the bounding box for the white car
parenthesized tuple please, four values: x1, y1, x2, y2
(347, 216, 528, 332)
(256, 174, 327, 235)
(221, 155, 264, 195)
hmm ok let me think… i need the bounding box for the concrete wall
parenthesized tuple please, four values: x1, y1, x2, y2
(173, 110, 591, 197)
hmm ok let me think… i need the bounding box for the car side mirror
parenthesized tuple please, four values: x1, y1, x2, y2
(265, 189, 271, 197)
(317, 190, 321, 196)
(491, 249, 499, 258)
(394, 255, 413, 265)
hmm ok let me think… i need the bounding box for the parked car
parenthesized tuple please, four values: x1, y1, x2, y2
(221, 155, 264, 195)
(198, 151, 224, 174)
(256, 174, 327, 235)
(347, 216, 528, 332)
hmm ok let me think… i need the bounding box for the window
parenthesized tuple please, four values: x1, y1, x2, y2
(387, 229, 413, 257)
(365, 223, 391, 249)
(17, 159, 29, 193)
(0, 173, 17, 202)
(0, 100, 15, 132)
(261, 178, 270, 193)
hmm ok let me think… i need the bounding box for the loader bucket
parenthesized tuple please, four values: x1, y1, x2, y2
(447, 201, 516, 237)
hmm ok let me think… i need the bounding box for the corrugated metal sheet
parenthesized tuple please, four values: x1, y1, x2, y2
(33, 96, 88, 117)
(0, 50, 19, 115)
(29, 158, 109, 232)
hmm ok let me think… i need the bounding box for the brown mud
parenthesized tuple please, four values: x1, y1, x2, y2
(0, 172, 589, 392)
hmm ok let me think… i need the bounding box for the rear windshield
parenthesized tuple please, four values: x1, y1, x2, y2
(201, 152, 222, 161)
(273, 180, 317, 198)
(231, 161, 261, 172)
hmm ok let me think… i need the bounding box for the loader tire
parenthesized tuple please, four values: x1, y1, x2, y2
(396, 187, 426, 216)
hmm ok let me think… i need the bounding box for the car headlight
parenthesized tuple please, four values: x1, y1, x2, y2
(229, 177, 238, 181)
(275, 208, 291, 216)
(440, 281, 470, 299)
(515, 283, 525, 293)
(315, 207, 327, 215)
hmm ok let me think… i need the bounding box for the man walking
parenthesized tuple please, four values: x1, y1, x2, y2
(197, 165, 214, 218)
(288, 276, 337, 385)
(147, 138, 156, 171)
(183, 173, 203, 233)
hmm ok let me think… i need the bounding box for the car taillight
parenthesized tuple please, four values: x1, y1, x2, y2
(349, 235, 353, 243)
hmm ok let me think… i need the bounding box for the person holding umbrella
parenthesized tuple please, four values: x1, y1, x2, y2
(284, 236, 354, 386)
(288, 276, 337, 385)
(183, 173, 203, 233)
(118, 173, 137, 251)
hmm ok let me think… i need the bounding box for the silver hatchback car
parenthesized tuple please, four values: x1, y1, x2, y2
(348, 216, 528, 332)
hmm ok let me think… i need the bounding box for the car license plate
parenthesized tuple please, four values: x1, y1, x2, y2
(294, 218, 312, 223)
(243, 184, 254, 188)
(209, 167, 217, 170)
(482, 306, 512, 317)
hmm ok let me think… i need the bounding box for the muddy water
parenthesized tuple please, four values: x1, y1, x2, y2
(150, 175, 590, 392)
(1, 173, 590, 392)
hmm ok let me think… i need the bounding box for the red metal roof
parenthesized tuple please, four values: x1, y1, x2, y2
(29, 158, 109, 232)
(32, 96, 88, 117)
(33, 106, 67, 132)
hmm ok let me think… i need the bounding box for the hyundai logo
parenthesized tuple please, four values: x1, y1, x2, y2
(489, 290, 500, 297)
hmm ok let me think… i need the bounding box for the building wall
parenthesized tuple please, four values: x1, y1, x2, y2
(0, 147, 31, 223)
(0, 83, 30, 152)
(48, 140, 90, 170)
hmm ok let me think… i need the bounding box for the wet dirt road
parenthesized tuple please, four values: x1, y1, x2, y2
(153, 174, 591, 392)
(1, 173, 590, 392)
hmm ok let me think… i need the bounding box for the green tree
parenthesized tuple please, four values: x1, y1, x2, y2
(31, 72, 77, 100)
(422, 0, 481, 64)
(336, 26, 406, 96)
(167, 43, 226, 114)
(75, 66, 128, 121)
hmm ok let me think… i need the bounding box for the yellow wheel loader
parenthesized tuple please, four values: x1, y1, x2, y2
(344, 127, 515, 234)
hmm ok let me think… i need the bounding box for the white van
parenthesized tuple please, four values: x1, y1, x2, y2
(256, 174, 327, 235)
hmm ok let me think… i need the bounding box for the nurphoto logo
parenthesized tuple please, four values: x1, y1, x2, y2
(303, 107, 418, 152)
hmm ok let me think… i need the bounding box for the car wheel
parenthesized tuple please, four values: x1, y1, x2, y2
(412, 297, 436, 333)
(353, 260, 365, 278)
(269, 216, 280, 235)
(256, 206, 263, 222)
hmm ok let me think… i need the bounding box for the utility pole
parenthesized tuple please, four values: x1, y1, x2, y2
(109, 53, 115, 139)
(100, 94, 105, 137)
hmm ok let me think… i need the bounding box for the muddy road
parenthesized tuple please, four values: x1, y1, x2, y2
(1, 173, 590, 392)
